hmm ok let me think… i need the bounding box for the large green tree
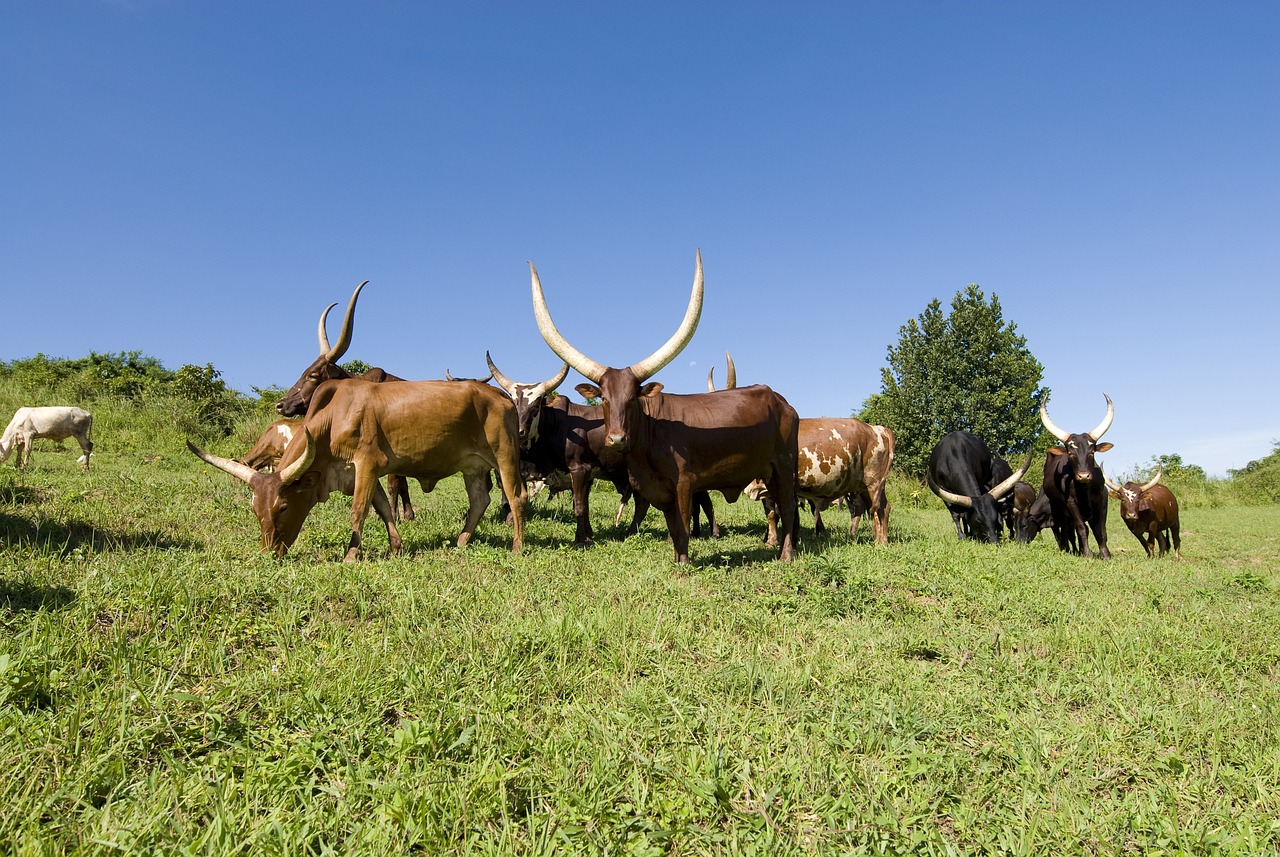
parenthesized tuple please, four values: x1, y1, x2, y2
(859, 285, 1048, 476)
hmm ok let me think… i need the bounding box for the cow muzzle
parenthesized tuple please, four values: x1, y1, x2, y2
(605, 433, 629, 451)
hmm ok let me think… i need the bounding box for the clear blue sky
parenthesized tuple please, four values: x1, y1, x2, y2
(3, 2, 1277, 477)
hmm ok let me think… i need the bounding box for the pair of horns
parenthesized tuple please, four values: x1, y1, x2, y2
(928, 451, 1035, 508)
(1105, 464, 1163, 495)
(486, 352, 569, 399)
(317, 280, 369, 363)
(533, 250, 704, 384)
(707, 352, 737, 392)
(1041, 393, 1114, 443)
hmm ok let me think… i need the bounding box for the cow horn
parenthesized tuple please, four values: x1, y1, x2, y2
(321, 280, 368, 363)
(1140, 464, 1163, 492)
(626, 249, 704, 382)
(725, 350, 736, 389)
(531, 262, 609, 383)
(187, 440, 259, 486)
(1088, 393, 1115, 442)
(277, 430, 316, 486)
(989, 450, 1035, 500)
(1105, 476, 1123, 494)
(707, 367, 716, 392)
(927, 472, 973, 508)
(1039, 396, 1070, 443)
(445, 369, 456, 381)
(486, 351, 517, 395)
(317, 302, 339, 356)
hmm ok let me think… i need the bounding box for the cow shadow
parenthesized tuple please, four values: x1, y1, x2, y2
(0, 512, 199, 557)
(0, 578, 76, 612)
(0, 484, 50, 506)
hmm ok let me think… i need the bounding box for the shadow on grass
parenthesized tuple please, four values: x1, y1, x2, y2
(0, 484, 51, 505)
(0, 578, 76, 611)
(0, 512, 199, 556)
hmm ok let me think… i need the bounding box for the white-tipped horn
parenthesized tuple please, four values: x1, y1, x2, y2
(927, 472, 973, 508)
(187, 440, 259, 485)
(530, 262, 609, 383)
(317, 302, 338, 356)
(1088, 393, 1115, 442)
(1140, 464, 1163, 492)
(989, 450, 1035, 500)
(1039, 396, 1070, 443)
(322, 280, 368, 363)
(485, 351, 516, 394)
(626, 249, 704, 382)
(707, 366, 716, 392)
(725, 350, 736, 389)
(1105, 476, 1123, 494)
(277, 430, 316, 485)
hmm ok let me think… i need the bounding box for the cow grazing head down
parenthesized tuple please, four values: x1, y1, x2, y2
(486, 352, 569, 447)
(926, 441, 1034, 544)
(277, 280, 367, 417)
(1041, 393, 1114, 481)
(534, 252, 703, 452)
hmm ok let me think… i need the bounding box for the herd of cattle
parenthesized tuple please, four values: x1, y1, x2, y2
(4, 252, 1182, 563)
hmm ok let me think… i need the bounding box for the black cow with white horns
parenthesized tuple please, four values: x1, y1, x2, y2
(1040, 393, 1115, 558)
(926, 431, 1033, 543)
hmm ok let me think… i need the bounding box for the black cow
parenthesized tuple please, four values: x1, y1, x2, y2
(1040, 393, 1114, 558)
(926, 431, 1032, 543)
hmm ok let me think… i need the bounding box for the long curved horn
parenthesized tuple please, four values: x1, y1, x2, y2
(626, 250, 704, 382)
(1088, 393, 1115, 442)
(1105, 476, 1123, 494)
(707, 366, 716, 392)
(322, 280, 368, 363)
(531, 262, 608, 383)
(927, 472, 973, 508)
(187, 440, 258, 485)
(317, 302, 339, 356)
(277, 430, 316, 486)
(535, 361, 570, 397)
(486, 351, 517, 395)
(1039, 396, 1069, 443)
(1140, 464, 1163, 492)
(989, 450, 1035, 500)
(445, 369, 456, 381)
(725, 350, 736, 389)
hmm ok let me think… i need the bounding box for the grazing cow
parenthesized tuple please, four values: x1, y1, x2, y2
(240, 418, 300, 472)
(0, 406, 94, 470)
(531, 250, 801, 563)
(1107, 467, 1181, 559)
(275, 281, 415, 522)
(926, 431, 1032, 543)
(1040, 393, 1115, 558)
(485, 353, 652, 544)
(189, 379, 525, 560)
(1007, 480, 1038, 541)
(746, 418, 896, 545)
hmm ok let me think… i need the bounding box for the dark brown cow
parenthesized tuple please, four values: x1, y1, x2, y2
(531, 251, 801, 563)
(240, 418, 301, 472)
(1040, 393, 1115, 558)
(190, 379, 525, 560)
(1007, 480, 1037, 541)
(275, 281, 415, 521)
(1107, 466, 1181, 559)
(746, 418, 896, 545)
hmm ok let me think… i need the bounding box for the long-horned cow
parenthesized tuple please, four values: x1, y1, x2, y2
(1040, 393, 1115, 558)
(1107, 466, 1181, 559)
(0, 406, 94, 470)
(189, 378, 525, 561)
(275, 281, 415, 521)
(926, 431, 1033, 543)
(531, 251, 801, 563)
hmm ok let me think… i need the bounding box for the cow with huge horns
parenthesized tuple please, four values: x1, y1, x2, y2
(189, 378, 526, 561)
(485, 352, 655, 544)
(275, 281, 416, 521)
(926, 431, 1033, 543)
(1040, 393, 1115, 558)
(1107, 466, 1181, 559)
(531, 251, 801, 563)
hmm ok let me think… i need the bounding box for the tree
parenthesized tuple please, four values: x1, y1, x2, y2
(859, 285, 1048, 476)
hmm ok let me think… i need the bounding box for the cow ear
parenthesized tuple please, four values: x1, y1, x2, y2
(1094, 442, 1114, 453)
(640, 382, 664, 398)
(574, 383, 601, 402)
(1046, 447, 1065, 457)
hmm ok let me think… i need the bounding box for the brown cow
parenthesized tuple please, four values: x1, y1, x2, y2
(275, 281, 416, 521)
(747, 418, 896, 545)
(239, 418, 300, 472)
(189, 378, 525, 561)
(531, 251, 801, 564)
(1106, 466, 1181, 559)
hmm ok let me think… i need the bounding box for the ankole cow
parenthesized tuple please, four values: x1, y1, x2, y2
(926, 432, 1033, 543)
(1107, 466, 1181, 558)
(1040, 393, 1115, 558)
(189, 378, 525, 561)
(531, 250, 801, 563)
(0, 406, 94, 470)
(275, 280, 415, 521)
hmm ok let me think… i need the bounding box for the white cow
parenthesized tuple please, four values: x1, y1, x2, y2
(0, 406, 95, 470)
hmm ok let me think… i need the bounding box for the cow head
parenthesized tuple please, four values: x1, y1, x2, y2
(927, 451, 1034, 543)
(276, 281, 367, 417)
(1041, 393, 1114, 481)
(532, 251, 703, 452)
(188, 434, 325, 556)
(1106, 466, 1162, 523)
(485, 352, 569, 447)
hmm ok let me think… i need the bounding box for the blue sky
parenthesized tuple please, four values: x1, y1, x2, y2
(3, 2, 1277, 477)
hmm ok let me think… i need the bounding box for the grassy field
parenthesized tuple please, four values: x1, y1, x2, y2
(1, 407, 1278, 855)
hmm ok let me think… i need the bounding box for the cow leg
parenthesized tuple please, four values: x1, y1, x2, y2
(457, 470, 494, 548)
(628, 492, 651, 537)
(1092, 514, 1111, 559)
(692, 491, 717, 539)
(346, 470, 386, 562)
(76, 433, 93, 471)
(1170, 522, 1181, 559)
(569, 466, 595, 545)
(812, 502, 827, 537)
(663, 493, 693, 564)
(951, 510, 967, 540)
(761, 499, 779, 547)
(369, 482, 403, 556)
(771, 478, 798, 563)
(493, 458, 526, 553)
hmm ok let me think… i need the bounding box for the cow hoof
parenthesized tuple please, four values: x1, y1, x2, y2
(343, 548, 363, 563)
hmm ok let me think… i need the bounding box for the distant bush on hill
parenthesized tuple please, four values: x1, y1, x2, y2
(1228, 443, 1280, 504)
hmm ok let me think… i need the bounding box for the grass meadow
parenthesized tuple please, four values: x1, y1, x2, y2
(1, 395, 1278, 855)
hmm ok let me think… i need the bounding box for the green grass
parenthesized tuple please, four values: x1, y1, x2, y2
(1, 404, 1278, 855)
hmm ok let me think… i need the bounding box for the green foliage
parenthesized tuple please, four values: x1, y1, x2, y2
(859, 285, 1048, 475)
(340, 358, 372, 376)
(0, 351, 172, 401)
(1228, 442, 1280, 504)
